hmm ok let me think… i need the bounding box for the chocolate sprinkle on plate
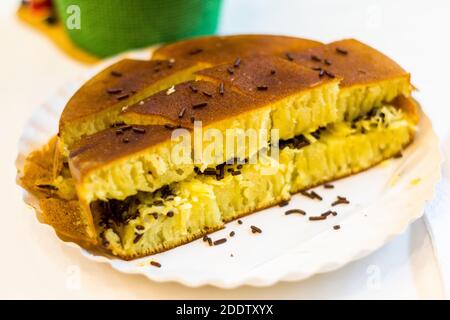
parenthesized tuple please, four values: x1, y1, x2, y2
(237, 219, 243, 225)
(250, 225, 262, 233)
(150, 261, 161, 268)
(285, 209, 306, 216)
(333, 225, 341, 230)
(229, 231, 235, 237)
(278, 200, 290, 207)
(323, 183, 334, 189)
(309, 216, 326, 221)
(310, 190, 323, 200)
(213, 238, 227, 246)
(332, 196, 350, 206)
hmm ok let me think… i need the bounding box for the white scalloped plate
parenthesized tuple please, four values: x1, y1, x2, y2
(16, 49, 442, 288)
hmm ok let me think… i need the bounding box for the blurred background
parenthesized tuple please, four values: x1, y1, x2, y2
(1, 0, 450, 299)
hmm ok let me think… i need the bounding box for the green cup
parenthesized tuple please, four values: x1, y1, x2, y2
(54, 0, 222, 57)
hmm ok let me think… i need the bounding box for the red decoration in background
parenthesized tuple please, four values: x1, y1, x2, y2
(29, 0, 52, 12)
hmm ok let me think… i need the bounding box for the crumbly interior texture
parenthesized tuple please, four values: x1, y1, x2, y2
(76, 81, 340, 204)
(92, 105, 415, 259)
(337, 77, 410, 121)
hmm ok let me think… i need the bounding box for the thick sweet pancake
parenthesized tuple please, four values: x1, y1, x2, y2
(152, 34, 323, 65)
(287, 39, 412, 120)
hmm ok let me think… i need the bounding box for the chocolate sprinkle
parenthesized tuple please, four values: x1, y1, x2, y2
(237, 219, 243, 225)
(150, 261, 161, 268)
(202, 91, 213, 98)
(250, 225, 262, 234)
(311, 55, 321, 62)
(189, 84, 198, 93)
(116, 93, 129, 101)
(207, 237, 213, 246)
(219, 82, 225, 95)
(332, 196, 350, 206)
(189, 48, 203, 55)
(256, 85, 268, 91)
(233, 57, 241, 68)
(164, 123, 177, 130)
(324, 70, 336, 78)
(323, 183, 334, 189)
(333, 225, 341, 230)
(309, 216, 326, 221)
(278, 200, 290, 207)
(310, 190, 323, 201)
(135, 225, 145, 231)
(178, 107, 187, 119)
(229, 231, 235, 237)
(336, 47, 348, 55)
(133, 233, 143, 244)
(166, 211, 174, 217)
(286, 52, 294, 61)
(203, 235, 209, 242)
(285, 209, 306, 216)
(106, 88, 122, 94)
(110, 70, 122, 77)
(36, 184, 58, 191)
(213, 238, 227, 246)
(192, 102, 208, 109)
(132, 127, 146, 134)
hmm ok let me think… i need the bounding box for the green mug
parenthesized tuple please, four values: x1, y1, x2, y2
(54, 0, 222, 57)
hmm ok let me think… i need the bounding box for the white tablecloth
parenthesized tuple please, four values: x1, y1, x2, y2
(1, 0, 449, 299)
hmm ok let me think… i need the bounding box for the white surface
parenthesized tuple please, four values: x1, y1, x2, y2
(1, 0, 449, 298)
(16, 71, 442, 288)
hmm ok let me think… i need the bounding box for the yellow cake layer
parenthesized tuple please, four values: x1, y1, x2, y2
(96, 104, 415, 259)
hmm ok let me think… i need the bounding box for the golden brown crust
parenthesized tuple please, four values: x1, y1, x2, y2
(288, 39, 410, 87)
(195, 55, 339, 102)
(59, 58, 198, 129)
(122, 80, 261, 128)
(68, 125, 173, 182)
(18, 137, 97, 244)
(152, 34, 323, 65)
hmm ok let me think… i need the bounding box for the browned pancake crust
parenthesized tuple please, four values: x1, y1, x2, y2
(59, 58, 198, 128)
(69, 124, 174, 181)
(122, 80, 263, 128)
(196, 55, 337, 102)
(287, 39, 410, 87)
(152, 34, 323, 65)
